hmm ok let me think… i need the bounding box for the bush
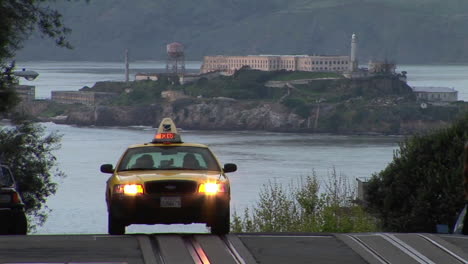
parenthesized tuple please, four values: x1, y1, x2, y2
(0, 64, 19, 114)
(282, 97, 306, 109)
(365, 113, 468, 232)
(232, 169, 379, 233)
(110, 81, 164, 106)
(172, 98, 196, 113)
(0, 121, 65, 231)
(41, 102, 68, 117)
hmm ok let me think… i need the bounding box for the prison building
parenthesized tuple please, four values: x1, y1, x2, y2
(200, 55, 350, 75)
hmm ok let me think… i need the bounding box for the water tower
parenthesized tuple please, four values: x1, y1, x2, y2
(166, 42, 185, 75)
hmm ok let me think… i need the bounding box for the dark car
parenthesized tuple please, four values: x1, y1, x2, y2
(0, 165, 27, 235)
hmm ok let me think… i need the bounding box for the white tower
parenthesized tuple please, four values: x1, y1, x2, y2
(350, 33, 358, 72)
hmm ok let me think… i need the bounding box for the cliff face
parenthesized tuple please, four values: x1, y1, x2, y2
(165, 100, 304, 131)
(57, 99, 461, 135)
(65, 100, 305, 131)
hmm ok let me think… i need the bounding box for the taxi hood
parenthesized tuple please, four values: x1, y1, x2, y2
(114, 170, 224, 184)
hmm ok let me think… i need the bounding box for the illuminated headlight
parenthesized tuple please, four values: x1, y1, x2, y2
(114, 184, 144, 195)
(198, 183, 226, 195)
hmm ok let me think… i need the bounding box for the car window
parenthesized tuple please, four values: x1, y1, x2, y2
(0, 167, 14, 187)
(117, 146, 220, 171)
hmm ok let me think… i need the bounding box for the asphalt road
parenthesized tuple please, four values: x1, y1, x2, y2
(0, 233, 466, 264)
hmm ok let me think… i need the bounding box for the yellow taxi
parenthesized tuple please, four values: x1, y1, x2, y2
(100, 118, 237, 235)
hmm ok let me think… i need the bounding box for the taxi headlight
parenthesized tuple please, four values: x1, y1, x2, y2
(198, 183, 225, 195)
(114, 184, 144, 195)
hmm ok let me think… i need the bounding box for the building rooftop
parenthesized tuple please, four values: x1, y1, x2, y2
(411, 86, 458, 93)
(207, 54, 349, 58)
(254, 54, 309, 57)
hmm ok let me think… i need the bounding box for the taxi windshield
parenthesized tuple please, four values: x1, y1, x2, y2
(117, 146, 221, 172)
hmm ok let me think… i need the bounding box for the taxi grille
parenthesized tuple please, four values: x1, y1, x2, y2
(145, 180, 198, 194)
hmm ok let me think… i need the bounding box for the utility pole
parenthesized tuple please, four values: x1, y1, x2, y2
(125, 48, 129, 83)
(314, 102, 320, 130)
(314, 98, 325, 130)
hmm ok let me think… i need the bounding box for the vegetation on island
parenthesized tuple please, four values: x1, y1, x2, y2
(85, 69, 343, 105)
(270, 72, 343, 81)
(365, 113, 468, 232)
(0, 0, 80, 231)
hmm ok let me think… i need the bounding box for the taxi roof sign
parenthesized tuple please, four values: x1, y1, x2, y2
(152, 118, 182, 144)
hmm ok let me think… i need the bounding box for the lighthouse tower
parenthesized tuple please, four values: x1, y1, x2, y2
(350, 33, 358, 72)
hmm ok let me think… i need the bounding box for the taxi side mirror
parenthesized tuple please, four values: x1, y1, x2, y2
(223, 163, 237, 173)
(100, 164, 114, 174)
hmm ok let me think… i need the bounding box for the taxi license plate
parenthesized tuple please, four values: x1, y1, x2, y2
(160, 197, 181, 208)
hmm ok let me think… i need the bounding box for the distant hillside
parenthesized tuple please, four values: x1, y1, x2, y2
(15, 0, 468, 63)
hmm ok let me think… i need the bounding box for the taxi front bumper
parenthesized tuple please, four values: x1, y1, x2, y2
(109, 193, 229, 225)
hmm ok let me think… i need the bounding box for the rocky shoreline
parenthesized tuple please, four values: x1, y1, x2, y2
(16, 74, 468, 135)
(20, 98, 459, 135)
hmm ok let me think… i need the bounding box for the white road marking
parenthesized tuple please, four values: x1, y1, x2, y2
(221, 236, 246, 264)
(418, 234, 468, 264)
(184, 237, 209, 264)
(345, 234, 389, 264)
(379, 234, 436, 264)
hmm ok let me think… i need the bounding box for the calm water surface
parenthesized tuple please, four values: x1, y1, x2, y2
(11, 61, 466, 234)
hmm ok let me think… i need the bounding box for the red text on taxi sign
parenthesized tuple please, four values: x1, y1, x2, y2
(155, 133, 176, 140)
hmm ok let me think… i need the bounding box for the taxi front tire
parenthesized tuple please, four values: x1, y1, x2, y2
(210, 205, 230, 235)
(108, 213, 126, 235)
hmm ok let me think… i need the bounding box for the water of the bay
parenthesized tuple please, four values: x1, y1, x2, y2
(11, 61, 467, 234)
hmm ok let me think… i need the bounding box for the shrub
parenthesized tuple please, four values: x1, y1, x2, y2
(365, 113, 468, 232)
(0, 121, 65, 231)
(172, 98, 196, 113)
(282, 97, 307, 109)
(232, 169, 379, 233)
